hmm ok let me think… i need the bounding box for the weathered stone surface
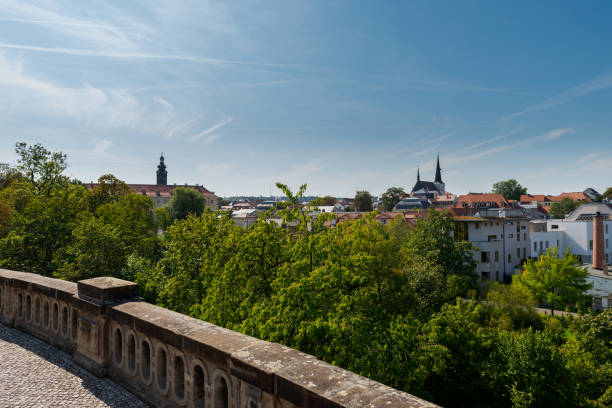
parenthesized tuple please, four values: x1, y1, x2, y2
(231, 341, 439, 408)
(0, 269, 438, 408)
(77, 277, 138, 304)
(0, 269, 77, 298)
(0, 323, 149, 407)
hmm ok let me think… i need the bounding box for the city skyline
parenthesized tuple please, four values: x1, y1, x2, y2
(1, 1, 611, 197)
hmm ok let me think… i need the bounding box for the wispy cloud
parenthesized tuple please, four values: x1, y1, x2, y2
(205, 133, 222, 145)
(0, 0, 143, 50)
(0, 53, 197, 136)
(93, 139, 113, 155)
(463, 127, 522, 151)
(508, 72, 612, 119)
(0, 17, 135, 31)
(190, 116, 233, 142)
(449, 128, 574, 165)
(0, 42, 298, 68)
(576, 152, 602, 164)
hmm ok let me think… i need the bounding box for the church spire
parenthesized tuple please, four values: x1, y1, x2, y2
(434, 154, 442, 183)
(417, 166, 420, 182)
(156, 153, 167, 185)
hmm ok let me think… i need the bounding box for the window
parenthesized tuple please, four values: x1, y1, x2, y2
(524, 233, 527, 241)
(589, 240, 593, 250)
(606, 224, 609, 234)
(508, 254, 511, 263)
(495, 251, 499, 262)
(488, 235, 497, 241)
(481, 272, 489, 281)
(534, 242, 537, 252)
(517, 248, 520, 258)
(607, 239, 609, 249)
(475, 223, 479, 229)
(545, 241, 549, 248)
(523, 248, 526, 259)
(517, 233, 520, 241)
(556, 240, 559, 248)
(481, 252, 491, 263)
(540, 241, 543, 250)
(551, 225, 559, 230)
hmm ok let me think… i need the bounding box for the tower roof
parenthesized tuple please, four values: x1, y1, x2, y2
(434, 154, 442, 184)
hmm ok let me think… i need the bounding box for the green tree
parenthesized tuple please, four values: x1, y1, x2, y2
(318, 195, 336, 206)
(381, 187, 406, 211)
(549, 197, 580, 219)
(55, 216, 127, 281)
(0, 183, 87, 275)
(403, 209, 478, 299)
(167, 187, 206, 220)
(488, 328, 576, 408)
(15, 142, 68, 196)
(84, 174, 130, 213)
(492, 179, 527, 201)
(0, 163, 21, 189)
(354, 190, 373, 211)
(154, 210, 241, 315)
(603, 187, 612, 201)
(513, 248, 592, 314)
(485, 282, 542, 330)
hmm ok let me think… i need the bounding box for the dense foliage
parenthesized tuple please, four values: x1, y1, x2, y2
(0, 144, 609, 407)
(550, 197, 581, 219)
(381, 186, 406, 211)
(492, 179, 527, 201)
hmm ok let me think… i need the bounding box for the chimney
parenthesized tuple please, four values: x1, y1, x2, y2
(593, 211, 605, 270)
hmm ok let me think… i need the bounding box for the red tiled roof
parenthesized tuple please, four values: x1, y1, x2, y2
(559, 192, 591, 202)
(520, 192, 591, 204)
(87, 183, 218, 198)
(456, 193, 508, 206)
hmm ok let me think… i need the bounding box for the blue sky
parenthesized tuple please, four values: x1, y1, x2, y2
(1, 1, 611, 197)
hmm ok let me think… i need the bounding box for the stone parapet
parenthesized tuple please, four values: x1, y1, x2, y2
(0, 269, 437, 408)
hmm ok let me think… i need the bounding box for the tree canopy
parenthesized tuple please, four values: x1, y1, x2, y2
(381, 187, 406, 211)
(550, 197, 580, 219)
(492, 179, 527, 201)
(167, 187, 206, 220)
(513, 248, 592, 314)
(354, 190, 373, 211)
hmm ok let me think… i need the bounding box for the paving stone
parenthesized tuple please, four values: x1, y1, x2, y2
(0, 324, 149, 407)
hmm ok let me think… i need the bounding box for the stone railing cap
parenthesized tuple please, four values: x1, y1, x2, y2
(78, 277, 138, 305)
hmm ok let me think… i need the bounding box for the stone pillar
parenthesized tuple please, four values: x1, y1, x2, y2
(72, 277, 139, 377)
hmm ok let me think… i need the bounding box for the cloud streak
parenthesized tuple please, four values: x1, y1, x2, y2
(463, 127, 522, 151)
(190, 117, 233, 142)
(0, 42, 299, 68)
(508, 72, 612, 119)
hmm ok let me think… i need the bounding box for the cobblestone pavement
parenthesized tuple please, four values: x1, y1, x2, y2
(0, 324, 149, 408)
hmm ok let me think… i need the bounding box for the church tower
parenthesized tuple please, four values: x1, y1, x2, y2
(156, 154, 167, 186)
(433, 154, 445, 194)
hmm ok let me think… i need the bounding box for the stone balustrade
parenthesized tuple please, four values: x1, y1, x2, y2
(0, 269, 437, 408)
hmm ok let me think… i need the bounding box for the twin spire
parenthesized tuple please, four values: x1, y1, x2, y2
(416, 154, 442, 184)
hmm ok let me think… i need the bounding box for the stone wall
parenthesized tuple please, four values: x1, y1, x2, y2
(0, 269, 437, 408)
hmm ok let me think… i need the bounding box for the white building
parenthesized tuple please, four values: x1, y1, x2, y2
(529, 203, 612, 264)
(584, 265, 612, 310)
(529, 203, 612, 310)
(231, 209, 260, 228)
(454, 207, 531, 283)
